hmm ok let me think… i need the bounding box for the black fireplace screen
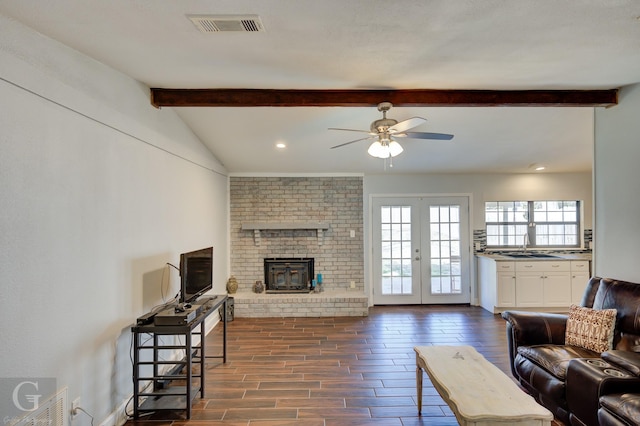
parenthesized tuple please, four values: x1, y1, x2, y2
(264, 258, 314, 293)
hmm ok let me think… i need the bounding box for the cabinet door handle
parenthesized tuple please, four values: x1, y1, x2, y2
(551, 264, 560, 268)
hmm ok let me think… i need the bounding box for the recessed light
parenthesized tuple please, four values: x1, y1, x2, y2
(276, 142, 286, 149)
(529, 163, 545, 171)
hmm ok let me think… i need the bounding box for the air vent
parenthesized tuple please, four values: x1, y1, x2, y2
(13, 387, 67, 426)
(187, 15, 265, 32)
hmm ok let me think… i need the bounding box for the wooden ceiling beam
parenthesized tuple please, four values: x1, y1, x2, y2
(150, 88, 618, 108)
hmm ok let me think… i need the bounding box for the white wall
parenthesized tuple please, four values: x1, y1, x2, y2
(363, 172, 592, 303)
(0, 14, 228, 424)
(594, 83, 640, 282)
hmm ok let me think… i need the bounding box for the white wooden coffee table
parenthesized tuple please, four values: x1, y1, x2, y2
(415, 345, 553, 426)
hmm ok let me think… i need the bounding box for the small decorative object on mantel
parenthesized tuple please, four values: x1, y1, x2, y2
(226, 275, 238, 294)
(253, 280, 264, 293)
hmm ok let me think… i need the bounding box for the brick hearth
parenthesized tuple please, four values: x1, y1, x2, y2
(231, 291, 368, 317)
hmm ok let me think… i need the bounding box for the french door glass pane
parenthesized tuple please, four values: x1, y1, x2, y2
(430, 205, 462, 295)
(381, 205, 412, 295)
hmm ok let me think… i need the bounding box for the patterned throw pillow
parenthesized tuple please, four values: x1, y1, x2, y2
(565, 305, 617, 353)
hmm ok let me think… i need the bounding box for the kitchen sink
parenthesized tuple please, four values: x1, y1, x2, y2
(504, 253, 560, 259)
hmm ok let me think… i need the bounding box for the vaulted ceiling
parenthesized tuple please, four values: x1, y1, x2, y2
(2, 1, 640, 174)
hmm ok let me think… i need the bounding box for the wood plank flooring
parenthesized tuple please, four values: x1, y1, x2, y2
(125, 305, 559, 425)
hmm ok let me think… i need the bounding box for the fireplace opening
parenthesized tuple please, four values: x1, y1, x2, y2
(264, 258, 314, 293)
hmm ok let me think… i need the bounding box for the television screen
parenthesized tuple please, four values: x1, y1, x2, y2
(179, 247, 213, 304)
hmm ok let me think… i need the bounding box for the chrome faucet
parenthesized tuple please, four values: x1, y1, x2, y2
(522, 232, 530, 252)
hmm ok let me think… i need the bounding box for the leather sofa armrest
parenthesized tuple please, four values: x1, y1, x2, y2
(502, 310, 569, 346)
(602, 350, 640, 376)
(501, 310, 568, 377)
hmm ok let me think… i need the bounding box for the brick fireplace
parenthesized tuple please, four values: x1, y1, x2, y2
(229, 176, 367, 317)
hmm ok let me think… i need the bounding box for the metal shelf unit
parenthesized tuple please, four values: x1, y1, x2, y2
(131, 295, 228, 419)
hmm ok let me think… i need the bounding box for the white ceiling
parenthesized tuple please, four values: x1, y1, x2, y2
(2, 0, 640, 174)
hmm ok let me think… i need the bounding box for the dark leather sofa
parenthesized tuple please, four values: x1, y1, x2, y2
(599, 393, 640, 425)
(598, 393, 640, 426)
(502, 277, 640, 426)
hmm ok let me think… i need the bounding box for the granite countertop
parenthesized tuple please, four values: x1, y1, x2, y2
(476, 252, 592, 261)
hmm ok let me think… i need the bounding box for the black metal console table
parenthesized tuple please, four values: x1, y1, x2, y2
(131, 294, 228, 419)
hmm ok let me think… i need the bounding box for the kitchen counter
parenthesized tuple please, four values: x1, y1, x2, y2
(476, 253, 592, 314)
(476, 252, 592, 261)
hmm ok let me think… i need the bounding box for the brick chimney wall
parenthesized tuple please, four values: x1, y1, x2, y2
(229, 176, 364, 293)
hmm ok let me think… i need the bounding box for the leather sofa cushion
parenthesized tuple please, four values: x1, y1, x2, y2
(593, 279, 640, 351)
(517, 344, 598, 380)
(594, 279, 640, 334)
(602, 350, 640, 376)
(515, 355, 567, 409)
(599, 393, 640, 425)
(580, 276, 603, 308)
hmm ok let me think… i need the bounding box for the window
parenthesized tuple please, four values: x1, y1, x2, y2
(485, 201, 580, 248)
(380, 206, 412, 295)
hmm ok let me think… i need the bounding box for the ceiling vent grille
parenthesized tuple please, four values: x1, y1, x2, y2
(187, 15, 265, 33)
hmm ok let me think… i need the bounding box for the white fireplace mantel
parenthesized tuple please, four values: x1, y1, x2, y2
(241, 222, 330, 246)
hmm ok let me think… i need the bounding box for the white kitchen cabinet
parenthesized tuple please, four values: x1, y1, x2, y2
(514, 271, 545, 307)
(570, 261, 591, 305)
(543, 271, 573, 306)
(515, 261, 571, 307)
(477, 256, 591, 313)
(478, 258, 515, 313)
(497, 271, 517, 306)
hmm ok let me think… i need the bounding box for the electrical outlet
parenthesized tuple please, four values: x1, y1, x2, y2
(71, 398, 80, 419)
(350, 281, 356, 289)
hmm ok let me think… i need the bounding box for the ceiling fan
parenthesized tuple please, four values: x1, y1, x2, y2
(329, 102, 454, 160)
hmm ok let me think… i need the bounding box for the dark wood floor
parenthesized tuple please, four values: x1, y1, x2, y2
(126, 305, 557, 425)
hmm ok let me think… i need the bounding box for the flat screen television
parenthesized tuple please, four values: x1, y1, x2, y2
(179, 247, 213, 304)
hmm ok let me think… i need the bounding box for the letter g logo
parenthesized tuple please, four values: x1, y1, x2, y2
(12, 381, 42, 412)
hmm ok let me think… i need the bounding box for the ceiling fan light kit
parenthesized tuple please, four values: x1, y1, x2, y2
(329, 102, 453, 163)
(368, 140, 403, 159)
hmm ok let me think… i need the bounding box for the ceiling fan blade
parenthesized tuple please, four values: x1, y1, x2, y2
(388, 117, 427, 133)
(330, 135, 375, 149)
(328, 127, 373, 134)
(398, 131, 454, 140)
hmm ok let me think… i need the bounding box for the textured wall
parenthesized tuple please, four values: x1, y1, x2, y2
(0, 14, 228, 425)
(594, 83, 640, 282)
(230, 176, 364, 293)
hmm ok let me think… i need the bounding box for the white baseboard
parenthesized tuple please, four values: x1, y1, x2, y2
(99, 397, 129, 426)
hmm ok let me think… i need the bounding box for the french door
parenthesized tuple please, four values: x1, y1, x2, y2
(372, 196, 470, 305)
